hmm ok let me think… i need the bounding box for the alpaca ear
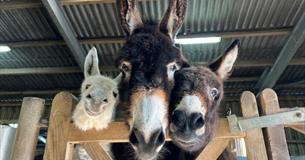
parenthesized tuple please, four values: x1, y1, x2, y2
(114, 72, 123, 84)
(84, 47, 100, 78)
(117, 0, 143, 35)
(209, 40, 240, 80)
(159, 0, 188, 40)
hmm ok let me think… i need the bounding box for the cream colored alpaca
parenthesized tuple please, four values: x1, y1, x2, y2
(72, 47, 121, 160)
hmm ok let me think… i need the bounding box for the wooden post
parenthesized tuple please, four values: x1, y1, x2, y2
(196, 139, 230, 160)
(259, 88, 290, 160)
(11, 97, 45, 160)
(43, 92, 76, 160)
(81, 142, 112, 160)
(240, 91, 268, 160)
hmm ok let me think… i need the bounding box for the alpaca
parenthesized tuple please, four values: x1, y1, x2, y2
(72, 47, 122, 160)
(113, 0, 189, 159)
(169, 40, 239, 160)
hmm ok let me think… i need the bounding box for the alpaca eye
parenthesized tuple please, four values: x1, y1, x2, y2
(85, 84, 91, 89)
(103, 98, 108, 103)
(210, 88, 219, 99)
(113, 91, 118, 98)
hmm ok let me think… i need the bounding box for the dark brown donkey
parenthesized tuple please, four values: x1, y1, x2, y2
(169, 40, 240, 159)
(114, 0, 188, 159)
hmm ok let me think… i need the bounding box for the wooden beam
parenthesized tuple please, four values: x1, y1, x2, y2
(67, 119, 245, 143)
(0, 90, 78, 96)
(0, 66, 115, 75)
(43, 92, 77, 160)
(255, 10, 305, 91)
(196, 139, 230, 160)
(81, 142, 112, 160)
(0, 58, 304, 76)
(0, 0, 42, 10)
(42, 0, 86, 71)
(259, 88, 290, 160)
(194, 58, 305, 67)
(11, 97, 45, 160)
(240, 91, 268, 160)
(1, 28, 290, 48)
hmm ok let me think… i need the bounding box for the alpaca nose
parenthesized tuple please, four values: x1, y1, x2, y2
(171, 110, 187, 130)
(189, 112, 205, 130)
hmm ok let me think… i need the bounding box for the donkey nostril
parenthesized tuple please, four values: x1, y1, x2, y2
(151, 129, 165, 146)
(190, 113, 205, 130)
(129, 128, 139, 145)
(86, 94, 92, 99)
(156, 131, 165, 146)
(103, 98, 108, 103)
(171, 110, 186, 129)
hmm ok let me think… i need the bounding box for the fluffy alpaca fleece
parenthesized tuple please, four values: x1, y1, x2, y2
(72, 47, 121, 160)
(72, 75, 118, 131)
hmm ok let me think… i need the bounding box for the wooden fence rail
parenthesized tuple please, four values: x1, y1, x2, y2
(41, 89, 305, 160)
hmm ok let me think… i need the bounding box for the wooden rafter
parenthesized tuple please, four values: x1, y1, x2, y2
(0, 28, 290, 48)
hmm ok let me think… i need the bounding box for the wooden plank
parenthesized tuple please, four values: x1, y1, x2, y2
(43, 92, 77, 160)
(259, 88, 290, 160)
(65, 143, 75, 160)
(196, 139, 230, 160)
(0, 66, 115, 75)
(67, 119, 245, 143)
(289, 125, 305, 135)
(42, 0, 86, 71)
(81, 142, 111, 160)
(0, 0, 42, 10)
(0, 90, 78, 96)
(11, 97, 45, 160)
(194, 58, 305, 68)
(255, 9, 305, 90)
(240, 91, 268, 160)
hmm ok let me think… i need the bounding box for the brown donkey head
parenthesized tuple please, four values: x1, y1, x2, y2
(116, 0, 188, 159)
(169, 40, 239, 152)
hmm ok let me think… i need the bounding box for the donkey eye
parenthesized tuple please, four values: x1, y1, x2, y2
(85, 84, 91, 89)
(210, 88, 219, 99)
(113, 91, 118, 98)
(120, 62, 131, 73)
(170, 65, 177, 71)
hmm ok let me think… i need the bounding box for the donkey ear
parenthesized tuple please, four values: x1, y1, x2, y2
(84, 47, 100, 78)
(114, 72, 123, 84)
(159, 0, 188, 40)
(117, 0, 143, 35)
(209, 40, 240, 80)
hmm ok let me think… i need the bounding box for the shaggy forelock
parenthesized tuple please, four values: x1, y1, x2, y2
(117, 24, 186, 91)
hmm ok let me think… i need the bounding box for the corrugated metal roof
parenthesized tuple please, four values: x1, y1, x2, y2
(277, 65, 305, 84)
(0, 7, 60, 41)
(0, 46, 76, 68)
(0, 0, 304, 119)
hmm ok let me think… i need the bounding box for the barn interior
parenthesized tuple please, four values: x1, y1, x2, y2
(0, 0, 304, 159)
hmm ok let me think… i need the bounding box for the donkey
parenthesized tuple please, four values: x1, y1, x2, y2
(72, 47, 121, 159)
(169, 40, 239, 159)
(114, 0, 188, 159)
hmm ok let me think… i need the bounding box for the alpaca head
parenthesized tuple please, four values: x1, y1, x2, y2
(169, 40, 239, 152)
(72, 47, 122, 131)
